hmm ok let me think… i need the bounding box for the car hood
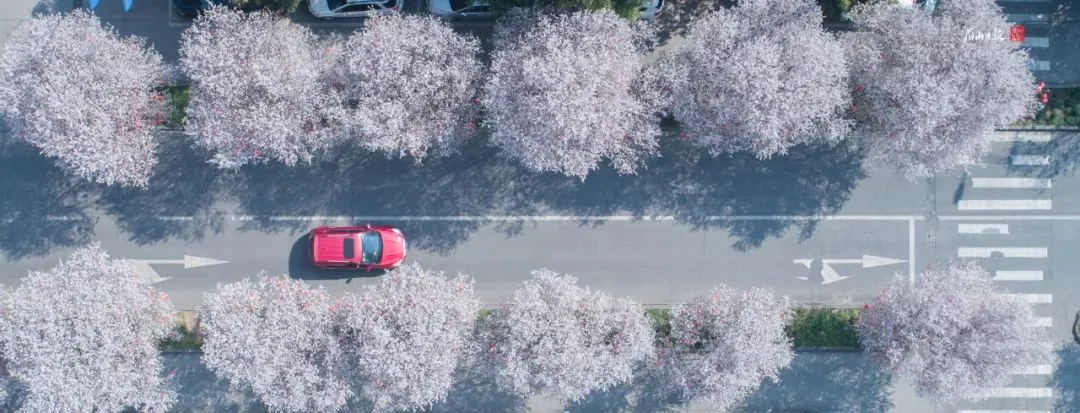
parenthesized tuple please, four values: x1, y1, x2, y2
(377, 229, 406, 266)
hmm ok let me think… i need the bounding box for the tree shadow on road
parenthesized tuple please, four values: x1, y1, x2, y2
(0, 141, 96, 261)
(736, 350, 894, 413)
(563, 365, 686, 413)
(424, 362, 528, 413)
(230, 134, 866, 255)
(1052, 344, 1080, 413)
(95, 133, 228, 245)
(1007, 131, 1080, 179)
(527, 136, 868, 251)
(164, 353, 267, 413)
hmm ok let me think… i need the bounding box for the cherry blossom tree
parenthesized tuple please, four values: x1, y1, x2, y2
(479, 269, 655, 401)
(856, 260, 1054, 400)
(843, 0, 1040, 179)
(200, 274, 351, 412)
(0, 243, 176, 411)
(483, 11, 662, 180)
(333, 263, 480, 412)
(179, 5, 337, 169)
(657, 0, 851, 158)
(659, 286, 794, 410)
(0, 11, 170, 187)
(325, 15, 483, 160)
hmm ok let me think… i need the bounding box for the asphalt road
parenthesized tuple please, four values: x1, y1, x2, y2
(2, 1, 1080, 411)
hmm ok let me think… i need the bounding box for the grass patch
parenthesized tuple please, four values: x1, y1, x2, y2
(785, 308, 861, 349)
(159, 311, 203, 351)
(162, 85, 190, 130)
(1017, 87, 1080, 127)
(646, 308, 672, 340)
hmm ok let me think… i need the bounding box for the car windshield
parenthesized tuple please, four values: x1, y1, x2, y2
(327, 0, 347, 9)
(361, 232, 382, 264)
(449, 0, 485, 10)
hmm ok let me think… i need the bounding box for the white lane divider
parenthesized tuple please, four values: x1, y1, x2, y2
(958, 200, 1052, 210)
(959, 223, 1009, 234)
(958, 247, 1048, 258)
(1002, 293, 1053, 304)
(958, 410, 1049, 413)
(1010, 155, 1051, 165)
(994, 270, 1044, 281)
(991, 131, 1053, 142)
(971, 178, 1051, 189)
(1011, 365, 1053, 375)
(980, 387, 1053, 398)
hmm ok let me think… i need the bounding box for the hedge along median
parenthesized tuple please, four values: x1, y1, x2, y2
(160, 307, 863, 352)
(1015, 87, 1080, 127)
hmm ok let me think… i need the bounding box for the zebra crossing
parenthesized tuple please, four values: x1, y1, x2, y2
(998, 0, 1054, 75)
(947, 131, 1056, 413)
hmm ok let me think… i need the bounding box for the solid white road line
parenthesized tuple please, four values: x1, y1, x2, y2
(992, 131, 1054, 142)
(1012, 365, 1053, 375)
(970, 177, 1051, 189)
(994, 270, 1044, 281)
(1002, 293, 1053, 304)
(958, 200, 1052, 210)
(958, 247, 1048, 258)
(1032, 317, 1053, 327)
(958, 411, 1050, 413)
(1011, 155, 1051, 165)
(980, 387, 1053, 398)
(1023, 37, 1050, 47)
(1009, 13, 1050, 22)
(157, 216, 195, 221)
(942, 215, 1077, 220)
(959, 223, 1009, 234)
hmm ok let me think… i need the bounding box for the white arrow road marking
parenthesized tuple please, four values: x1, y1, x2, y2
(127, 256, 230, 284)
(793, 255, 907, 284)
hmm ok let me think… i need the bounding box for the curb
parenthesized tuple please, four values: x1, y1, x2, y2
(998, 125, 1080, 131)
(794, 347, 862, 352)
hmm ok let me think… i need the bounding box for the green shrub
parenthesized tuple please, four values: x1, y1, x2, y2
(162, 85, 190, 130)
(1021, 87, 1080, 127)
(646, 308, 672, 340)
(785, 308, 861, 349)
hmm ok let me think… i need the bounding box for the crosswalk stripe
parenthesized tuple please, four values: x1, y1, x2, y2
(1023, 37, 1050, 47)
(958, 247, 1047, 258)
(991, 131, 1053, 142)
(1011, 365, 1053, 375)
(958, 200, 1051, 210)
(994, 270, 1044, 281)
(959, 223, 1009, 234)
(970, 177, 1051, 189)
(980, 387, 1053, 398)
(1002, 293, 1052, 304)
(1010, 155, 1050, 165)
(1029, 60, 1050, 71)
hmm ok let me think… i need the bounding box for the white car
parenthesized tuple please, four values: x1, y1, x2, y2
(309, 0, 401, 18)
(427, 0, 661, 20)
(638, 0, 662, 20)
(427, 0, 493, 19)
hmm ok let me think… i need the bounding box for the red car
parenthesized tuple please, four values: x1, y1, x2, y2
(309, 225, 407, 270)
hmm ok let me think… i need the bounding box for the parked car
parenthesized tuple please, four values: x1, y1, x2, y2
(172, 0, 214, 17)
(308, 225, 407, 271)
(427, 0, 493, 19)
(639, 0, 662, 20)
(428, 0, 660, 20)
(308, 0, 401, 18)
